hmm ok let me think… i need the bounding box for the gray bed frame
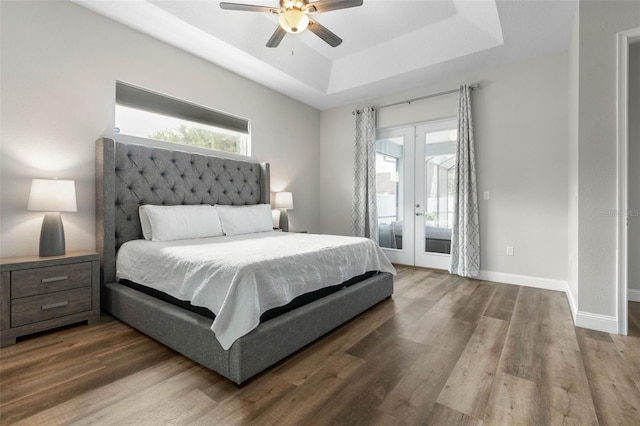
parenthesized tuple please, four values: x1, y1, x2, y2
(96, 137, 393, 384)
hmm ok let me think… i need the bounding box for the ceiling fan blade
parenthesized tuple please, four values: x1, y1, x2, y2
(306, 0, 363, 14)
(308, 18, 342, 47)
(266, 26, 286, 48)
(220, 2, 279, 13)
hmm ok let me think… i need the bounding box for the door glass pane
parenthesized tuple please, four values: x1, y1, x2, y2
(376, 136, 404, 249)
(424, 128, 457, 254)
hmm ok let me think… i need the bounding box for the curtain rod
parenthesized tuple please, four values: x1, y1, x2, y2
(352, 83, 479, 115)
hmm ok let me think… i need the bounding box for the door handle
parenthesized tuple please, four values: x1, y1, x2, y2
(415, 212, 424, 216)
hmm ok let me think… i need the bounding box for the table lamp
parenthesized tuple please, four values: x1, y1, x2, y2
(28, 179, 77, 257)
(274, 191, 293, 232)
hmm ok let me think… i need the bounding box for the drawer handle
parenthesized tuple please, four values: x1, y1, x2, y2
(41, 275, 68, 284)
(41, 301, 68, 310)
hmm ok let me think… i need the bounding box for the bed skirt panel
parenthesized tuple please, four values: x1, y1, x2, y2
(103, 281, 231, 377)
(102, 271, 393, 384)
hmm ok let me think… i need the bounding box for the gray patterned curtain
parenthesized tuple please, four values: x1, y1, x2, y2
(352, 107, 378, 242)
(450, 85, 480, 277)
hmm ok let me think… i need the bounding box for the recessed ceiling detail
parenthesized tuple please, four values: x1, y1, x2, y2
(72, 0, 576, 110)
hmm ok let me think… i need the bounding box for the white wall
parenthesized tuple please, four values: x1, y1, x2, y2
(320, 52, 569, 283)
(0, 0, 321, 258)
(575, 0, 640, 319)
(567, 6, 580, 313)
(629, 42, 640, 293)
(319, 104, 356, 236)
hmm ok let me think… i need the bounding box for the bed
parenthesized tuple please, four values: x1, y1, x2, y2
(96, 137, 394, 384)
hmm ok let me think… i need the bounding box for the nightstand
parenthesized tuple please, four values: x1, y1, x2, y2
(0, 251, 100, 347)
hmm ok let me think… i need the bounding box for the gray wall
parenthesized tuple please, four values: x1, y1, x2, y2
(567, 7, 580, 309)
(629, 42, 640, 293)
(0, 0, 321, 257)
(320, 52, 569, 282)
(575, 0, 640, 317)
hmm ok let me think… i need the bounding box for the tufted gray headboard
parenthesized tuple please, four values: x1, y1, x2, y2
(96, 137, 270, 283)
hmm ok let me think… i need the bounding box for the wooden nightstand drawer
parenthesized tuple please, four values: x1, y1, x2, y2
(11, 287, 92, 327)
(11, 262, 92, 299)
(1, 251, 100, 347)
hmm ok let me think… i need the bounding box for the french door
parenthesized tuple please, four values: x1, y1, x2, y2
(375, 118, 458, 269)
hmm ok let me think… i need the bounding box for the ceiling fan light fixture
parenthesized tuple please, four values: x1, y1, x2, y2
(279, 9, 309, 33)
(282, 0, 306, 10)
(220, 0, 359, 48)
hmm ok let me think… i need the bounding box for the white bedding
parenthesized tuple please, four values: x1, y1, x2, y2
(116, 231, 395, 350)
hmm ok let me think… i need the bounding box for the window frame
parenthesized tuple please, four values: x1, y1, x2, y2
(115, 81, 251, 156)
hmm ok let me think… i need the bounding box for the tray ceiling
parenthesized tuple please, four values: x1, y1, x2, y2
(72, 0, 576, 109)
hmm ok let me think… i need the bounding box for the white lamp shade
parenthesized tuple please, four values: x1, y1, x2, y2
(28, 179, 77, 212)
(274, 192, 293, 210)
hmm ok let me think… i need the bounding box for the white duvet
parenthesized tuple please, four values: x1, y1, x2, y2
(116, 231, 395, 350)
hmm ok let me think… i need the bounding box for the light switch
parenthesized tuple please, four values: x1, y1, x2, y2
(484, 191, 490, 200)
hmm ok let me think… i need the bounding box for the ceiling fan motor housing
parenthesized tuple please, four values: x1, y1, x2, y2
(280, 0, 309, 10)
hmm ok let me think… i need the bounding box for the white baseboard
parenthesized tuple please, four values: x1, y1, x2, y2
(473, 270, 618, 334)
(565, 286, 578, 323)
(628, 288, 640, 302)
(575, 311, 618, 333)
(478, 270, 568, 293)
(478, 270, 582, 323)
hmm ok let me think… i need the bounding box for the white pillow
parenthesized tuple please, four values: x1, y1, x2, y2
(139, 206, 153, 240)
(216, 204, 274, 236)
(139, 204, 224, 241)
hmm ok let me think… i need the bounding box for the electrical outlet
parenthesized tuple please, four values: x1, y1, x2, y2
(506, 246, 514, 256)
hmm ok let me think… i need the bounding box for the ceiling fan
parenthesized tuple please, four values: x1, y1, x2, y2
(220, 0, 363, 48)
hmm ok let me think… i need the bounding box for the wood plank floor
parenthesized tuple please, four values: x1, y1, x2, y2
(2, 266, 640, 425)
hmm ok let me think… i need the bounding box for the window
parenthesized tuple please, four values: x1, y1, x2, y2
(425, 128, 457, 232)
(376, 152, 400, 224)
(376, 137, 404, 228)
(115, 82, 250, 156)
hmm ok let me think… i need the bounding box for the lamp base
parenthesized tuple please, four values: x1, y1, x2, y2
(279, 209, 289, 232)
(39, 212, 65, 257)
